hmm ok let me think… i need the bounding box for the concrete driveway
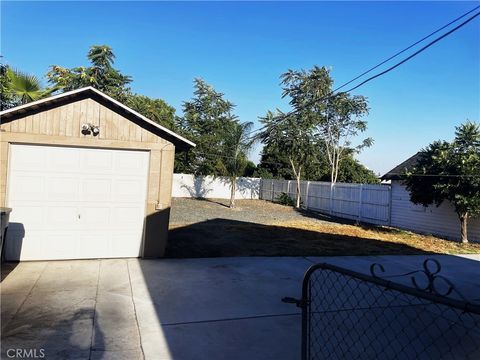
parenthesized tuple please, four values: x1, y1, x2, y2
(1, 255, 479, 360)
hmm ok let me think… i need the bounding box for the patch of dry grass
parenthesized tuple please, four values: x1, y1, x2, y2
(268, 220, 480, 255)
(167, 198, 480, 258)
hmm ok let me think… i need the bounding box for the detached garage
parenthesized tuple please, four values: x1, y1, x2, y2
(0, 87, 195, 261)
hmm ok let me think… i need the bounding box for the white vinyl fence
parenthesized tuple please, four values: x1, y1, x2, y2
(172, 175, 478, 242)
(172, 174, 260, 200)
(260, 179, 391, 225)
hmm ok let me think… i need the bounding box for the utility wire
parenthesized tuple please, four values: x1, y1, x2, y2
(343, 10, 480, 94)
(332, 4, 480, 93)
(245, 6, 480, 139)
(193, 150, 480, 177)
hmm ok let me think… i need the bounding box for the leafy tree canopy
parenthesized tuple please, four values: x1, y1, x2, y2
(46, 45, 176, 130)
(47, 45, 132, 102)
(1, 65, 53, 109)
(126, 94, 176, 130)
(404, 121, 480, 243)
(256, 140, 378, 184)
(175, 78, 238, 175)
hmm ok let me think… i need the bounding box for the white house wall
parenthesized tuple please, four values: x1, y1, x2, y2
(391, 181, 480, 242)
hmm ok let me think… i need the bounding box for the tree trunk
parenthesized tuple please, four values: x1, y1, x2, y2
(229, 177, 236, 208)
(459, 213, 468, 243)
(296, 174, 301, 209)
(289, 158, 302, 209)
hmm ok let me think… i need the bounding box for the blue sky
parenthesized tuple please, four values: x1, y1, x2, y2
(2, 1, 479, 175)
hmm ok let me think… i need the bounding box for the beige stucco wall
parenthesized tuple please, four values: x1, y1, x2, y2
(0, 97, 176, 257)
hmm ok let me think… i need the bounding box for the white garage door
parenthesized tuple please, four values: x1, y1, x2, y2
(5, 144, 149, 261)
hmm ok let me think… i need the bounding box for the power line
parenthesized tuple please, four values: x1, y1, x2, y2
(332, 4, 480, 93)
(245, 6, 480, 138)
(193, 150, 480, 178)
(343, 10, 480, 94)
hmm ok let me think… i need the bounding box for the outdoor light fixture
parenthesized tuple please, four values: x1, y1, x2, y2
(81, 123, 100, 136)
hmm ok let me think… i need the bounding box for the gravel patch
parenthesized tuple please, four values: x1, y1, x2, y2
(169, 197, 332, 226)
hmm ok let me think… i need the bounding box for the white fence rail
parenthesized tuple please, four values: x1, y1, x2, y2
(260, 179, 391, 225)
(172, 174, 260, 200)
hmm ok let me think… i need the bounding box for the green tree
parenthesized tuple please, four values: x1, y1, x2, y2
(2, 67, 53, 106)
(47, 45, 132, 102)
(259, 66, 331, 208)
(0, 64, 17, 110)
(256, 141, 329, 181)
(323, 155, 379, 184)
(404, 121, 480, 243)
(176, 78, 237, 175)
(218, 122, 255, 208)
(319, 92, 372, 184)
(46, 45, 179, 136)
(242, 160, 257, 177)
(126, 94, 176, 130)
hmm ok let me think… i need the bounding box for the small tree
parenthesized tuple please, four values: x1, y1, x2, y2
(319, 92, 372, 185)
(259, 66, 330, 208)
(176, 78, 238, 175)
(259, 111, 317, 208)
(404, 121, 480, 243)
(219, 122, 254, 208)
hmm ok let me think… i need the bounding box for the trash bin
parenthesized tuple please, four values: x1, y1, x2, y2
(1, 207, 12, 260)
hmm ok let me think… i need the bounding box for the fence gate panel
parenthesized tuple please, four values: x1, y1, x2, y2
(283, 259, 480, 360)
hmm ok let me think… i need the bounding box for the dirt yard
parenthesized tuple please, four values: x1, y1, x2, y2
(167, 198, 480, 258)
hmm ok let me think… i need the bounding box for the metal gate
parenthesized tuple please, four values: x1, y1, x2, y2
(283, 259, 480, 359)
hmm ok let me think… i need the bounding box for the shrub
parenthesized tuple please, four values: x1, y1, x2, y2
(275, 192, 295, 206)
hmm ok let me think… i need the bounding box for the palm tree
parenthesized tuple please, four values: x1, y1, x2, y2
(220, 121, 255, 208)
(7, 68, 53, 104)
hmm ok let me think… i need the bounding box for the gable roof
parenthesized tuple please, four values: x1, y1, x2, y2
(381, 152, 422, 180)
(0, 86, 195, 149)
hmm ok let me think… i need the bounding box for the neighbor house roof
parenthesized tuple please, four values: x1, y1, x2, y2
(381, 152, 422, 180)
(0, 86, 196, 149)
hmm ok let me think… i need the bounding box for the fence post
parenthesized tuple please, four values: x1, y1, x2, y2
(305, 181, 310, 209)
(358, 184, 363, 223)
(271, 180, 275, 202)
(287, 180, 292, 201)
(258, 178, 263, 200)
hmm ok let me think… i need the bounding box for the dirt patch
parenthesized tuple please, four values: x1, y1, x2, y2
(167, 198, 480, 258)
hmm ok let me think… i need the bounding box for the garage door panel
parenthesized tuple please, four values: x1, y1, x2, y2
(8, 205, 45, 229)
(46, 206, 79, 226)
(9, 175, 45, 201)
(9, 145, 47, 171)
(113, 207, 145, 229)
(114, 151, 149, 174)
(81, 206, 111, 226)
(6, 145, 149, 261)
(81, 149, 114, 174)
(81, 178, 112, 202)
(47, 147, 81, 171)
(79, 233, 111, 259)
(110, 232, 143, 258)
(40, 232, 81, 260)
(115, 179, 148, 202)
(47, 176, 80, 201)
